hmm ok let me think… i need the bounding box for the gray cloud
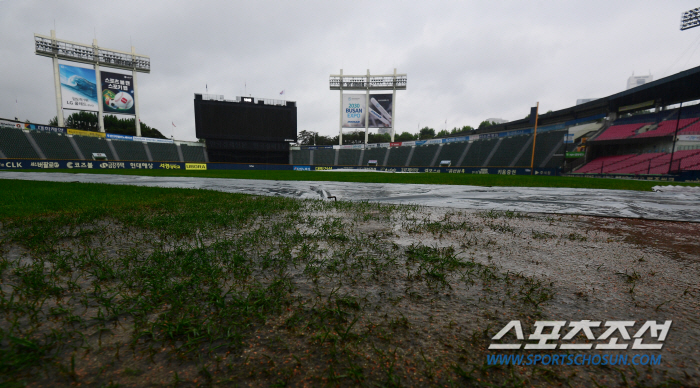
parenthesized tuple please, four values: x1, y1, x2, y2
(1, 0, 699, 140)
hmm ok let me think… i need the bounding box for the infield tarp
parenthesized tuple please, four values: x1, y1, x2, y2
(1, 171, 699, 222)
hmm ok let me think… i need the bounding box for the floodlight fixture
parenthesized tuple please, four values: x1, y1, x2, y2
(34, 33, 150, 72)
(34, 30, 149, 133)
(681, 7, 700, 31)
(331, 69, 406, 145)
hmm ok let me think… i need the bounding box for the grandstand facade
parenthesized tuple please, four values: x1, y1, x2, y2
(0, 120, 207, 164)
(291, 127, 566, 170)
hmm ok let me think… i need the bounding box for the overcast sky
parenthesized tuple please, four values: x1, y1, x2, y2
(2, 1, 700, 140)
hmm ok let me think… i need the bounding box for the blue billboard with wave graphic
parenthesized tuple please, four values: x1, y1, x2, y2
(59, 64, 98, 111)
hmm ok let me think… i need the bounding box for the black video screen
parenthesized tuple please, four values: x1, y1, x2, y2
(195, 100, 297, 142)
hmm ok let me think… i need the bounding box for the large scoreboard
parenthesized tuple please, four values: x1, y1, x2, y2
(194, 94, 297, 142)
(194, 94, 296, 164)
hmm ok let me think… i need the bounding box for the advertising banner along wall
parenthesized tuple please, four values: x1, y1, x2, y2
(342, 94, 366, 128)
(101, 71, 136, 115)
(59, 64, 99, 111)
(369, 94, 392, 128)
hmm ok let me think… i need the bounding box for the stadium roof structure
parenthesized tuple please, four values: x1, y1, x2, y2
(474, 64, 700, 135)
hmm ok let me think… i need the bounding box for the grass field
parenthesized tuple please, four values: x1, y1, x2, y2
(7, 168, 700, 191)
(1, 179, 696, 387)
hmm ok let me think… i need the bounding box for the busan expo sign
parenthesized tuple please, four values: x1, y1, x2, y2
(342, 94, 366, 128)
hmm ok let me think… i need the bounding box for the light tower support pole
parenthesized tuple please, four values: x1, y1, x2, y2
(365, 69, 370, 145)
(51, 30, 65, 127)
(93, 39, 105, 132)
(339, 69, 343, 145)
(391, 68, 397, 142)
(132, 46, 142, 137)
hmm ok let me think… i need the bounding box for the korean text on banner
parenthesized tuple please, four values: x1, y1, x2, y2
(67, 128, 106, 138)
(59, 64, 99, 111)
(101, 71, 136, 115)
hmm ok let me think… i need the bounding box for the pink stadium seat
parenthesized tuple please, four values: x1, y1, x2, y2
(594, 123, 649, 141)
(634, 118, 698, 138)
(575, 154, 635, 173)
(607, 153, 665, 174)
(679, 120, 700, 135)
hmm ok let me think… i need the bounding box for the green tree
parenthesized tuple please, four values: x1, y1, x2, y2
(297, 130, 315, 145)
(48, 113, 165, 138)
(395, 132, 415, 141)
(478, 120, 496, 130)
(66, 111, 99, 131)
(436, 129, 450, 138)
(418, 127, 435, 140)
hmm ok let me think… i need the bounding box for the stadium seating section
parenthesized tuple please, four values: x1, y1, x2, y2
(437, 143, 468, 166)
(30, 131, 78, 160)
(291, 149, 310, 165)
(112, 140, 149, 161)
(575, 150, 700, 174)
(362, 147, 387, 166)
(337, 149, 361, 166)
(634, 118, 698, 138)
(409, 144, 439, 167)
(180, 145, 206, 162)
(73, 136, 116, 160)
(148, 143, 180, 162)
(314, 149, 335, 166)
(461, 139, 499, 167)
(385, 146, 411, 167)
(0, 128, 40, 159)
(488, 136, 527, 167)
(594, 123, 650, 141)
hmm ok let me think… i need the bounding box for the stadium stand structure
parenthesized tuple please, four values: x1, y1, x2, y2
(460, 138, 499, 167)
(30, 131, 78, 160)
(180, 144, 206, 162)
(73, 136, 116, 160)
(314, 148, 335, 166)
(0, 128, 40, 159)
(0, 124, 212, 163)
(362, 147, 387, 166)
(437, 142, 468, 166)
(148, 143, 180, 162)
(337, 149, 361, 166)
(112, 139, 150, 161)
(409, 144, 440, 167)
(575, 150, 700, 174)
(386, 146, 411, 167)
(488, 135, 528, 167)
(291, 149, 310, 165)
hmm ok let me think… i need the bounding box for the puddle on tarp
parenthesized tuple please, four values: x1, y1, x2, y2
(2, 171, 699, 222)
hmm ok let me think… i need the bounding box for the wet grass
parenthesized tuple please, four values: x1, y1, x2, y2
(6, 168, 700, 191)
(0, 180, 692, 387)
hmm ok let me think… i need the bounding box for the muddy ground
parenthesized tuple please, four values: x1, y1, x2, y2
(1, 198, 698, 387)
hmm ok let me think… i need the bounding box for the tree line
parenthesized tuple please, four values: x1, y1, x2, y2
(49, 112, 166, 139)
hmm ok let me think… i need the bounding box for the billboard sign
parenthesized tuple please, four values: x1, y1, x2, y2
(0, 119, 23, 129)
(101, 71, 136, 115)
(59, 64, 99, 111)
(368, 94, 392, 128)
(342, 94, 366, 128)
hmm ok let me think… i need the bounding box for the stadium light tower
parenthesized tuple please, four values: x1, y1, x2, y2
(330, 69, 406, 145)
(681, 7, 700, 30)
(34, 31, 150, 135)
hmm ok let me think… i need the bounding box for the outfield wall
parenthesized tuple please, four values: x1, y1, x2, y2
(3, 158, 699, 181)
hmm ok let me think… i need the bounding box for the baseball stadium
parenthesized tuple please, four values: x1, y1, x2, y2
(2, 4, 700, 388)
